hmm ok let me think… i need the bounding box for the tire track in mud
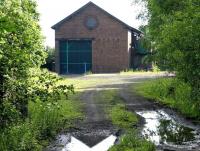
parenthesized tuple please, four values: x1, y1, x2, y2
(80, 90, 107, 123)
(70, 89, 117, 147)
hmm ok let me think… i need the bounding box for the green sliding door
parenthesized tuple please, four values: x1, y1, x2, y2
(60, 40, 92, 74)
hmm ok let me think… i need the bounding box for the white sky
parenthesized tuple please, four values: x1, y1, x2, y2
(36, 0, 144, 47)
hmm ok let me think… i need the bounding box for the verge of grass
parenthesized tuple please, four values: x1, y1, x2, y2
(0, 93, 83, 151)
(97, 90, 155, 151)
(29, 93, 83, 142)
(134, 78, 200, 119)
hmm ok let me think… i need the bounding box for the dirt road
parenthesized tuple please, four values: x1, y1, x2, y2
(48, 73, 200, 151)
(77, 73, 164, 122)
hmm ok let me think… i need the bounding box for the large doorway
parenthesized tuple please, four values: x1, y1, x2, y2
(60, 40, 92, 74)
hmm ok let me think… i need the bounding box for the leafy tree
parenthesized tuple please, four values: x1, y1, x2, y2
(138, 25, 154, 68)
(0, 0, 73, 128)
(134, 0, 200, 99)
(139, 25, 152, 52)
(0, 0, 47, 127)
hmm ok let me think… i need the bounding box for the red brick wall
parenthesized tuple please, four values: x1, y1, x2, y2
(55, 5, 130, 73)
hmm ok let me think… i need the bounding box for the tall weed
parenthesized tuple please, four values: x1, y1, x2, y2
(0, 94, 83, 150)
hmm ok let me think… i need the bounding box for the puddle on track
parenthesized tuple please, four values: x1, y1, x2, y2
(63, 135, 116, 151)
(46, 110, 200, 151)
(47, 134, 117, 151)
(137, 110, 200, 150)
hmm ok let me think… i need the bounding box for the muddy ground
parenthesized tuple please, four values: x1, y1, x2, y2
(47, 73, 200, 151)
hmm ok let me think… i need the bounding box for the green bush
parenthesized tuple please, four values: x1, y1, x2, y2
(29, 94, 82, 141)
(0, 69, 82, 150)
(0, 93, 82, 151)
(0, 123, 42, 151)
(0, 0, 46, 127)
(0, 1, 82, 150)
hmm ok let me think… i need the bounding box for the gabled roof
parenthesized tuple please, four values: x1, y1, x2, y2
(51, 1, 142, 34)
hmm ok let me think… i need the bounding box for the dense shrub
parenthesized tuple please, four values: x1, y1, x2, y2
(134, 0, 200, 101)
(0, 69, 81, 150)
(29, 93, 82, 140)
(0, 1, 81, 150)
(0, 68, 74, 128)
(0, 94, 82, 151)
(0, 0, 46, 127)
(0, 123, 42, 151)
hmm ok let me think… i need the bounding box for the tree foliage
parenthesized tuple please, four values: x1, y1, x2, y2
(0, 0, 46, 126)
(42, 46, 55, 71)
(138, 25, 154, 67)
(134, 0, 200, 99)
(0, 0, 73, 128)
(139, 25, 152, 52)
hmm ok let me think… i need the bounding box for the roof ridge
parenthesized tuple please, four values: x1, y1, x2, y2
(51, 1, 141, 34)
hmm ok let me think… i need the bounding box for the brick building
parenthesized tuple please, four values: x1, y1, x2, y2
(52, 2, 142, 74)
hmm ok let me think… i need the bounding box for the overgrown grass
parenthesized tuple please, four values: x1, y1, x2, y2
(134, 78, 200, 119)
(97, 90, 155, 151)
(109, 105, 138, 129)
(0, 122, 42, 151)
(108, 104, 155, 151)
(0, 93, 83, 151)
(29, 93, 83, 141)
(109, 131, 155, 151)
